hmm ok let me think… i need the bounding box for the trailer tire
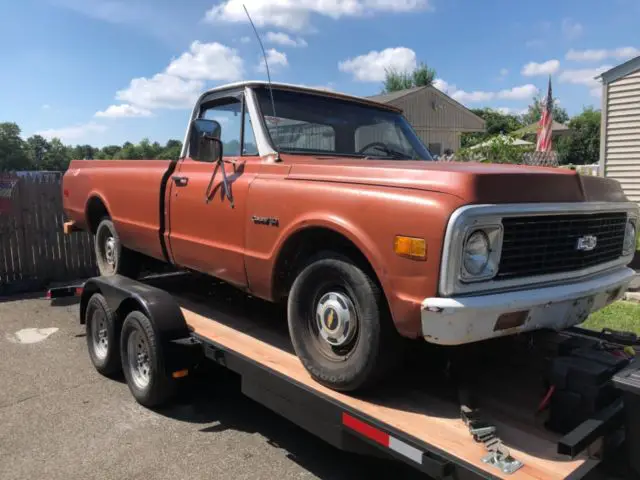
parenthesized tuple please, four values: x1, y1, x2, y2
(288, 253, 402, 392)
(85, 293, 121, 376)
(120, 311, 176, 407)
(95, 218, 141, 278)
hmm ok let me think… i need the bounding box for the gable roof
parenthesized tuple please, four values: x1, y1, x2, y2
(599, 55, 640, 84)
(367, 85, 486, 131)
(367, 86, 428, 104)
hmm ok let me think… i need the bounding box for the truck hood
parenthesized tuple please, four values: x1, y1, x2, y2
(286, 158, 627, 204)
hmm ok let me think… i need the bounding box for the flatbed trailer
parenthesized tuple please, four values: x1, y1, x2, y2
(49, 273, 640, 480)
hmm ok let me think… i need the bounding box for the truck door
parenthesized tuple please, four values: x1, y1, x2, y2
(167, 93, 260, 289)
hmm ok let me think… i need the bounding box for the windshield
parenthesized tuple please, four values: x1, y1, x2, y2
(253, 87, 433, 161)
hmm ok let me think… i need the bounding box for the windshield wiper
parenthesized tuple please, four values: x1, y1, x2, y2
(368, 145, 413, 160)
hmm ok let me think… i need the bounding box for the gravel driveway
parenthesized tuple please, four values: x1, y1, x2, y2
(0, 294, 424, 480)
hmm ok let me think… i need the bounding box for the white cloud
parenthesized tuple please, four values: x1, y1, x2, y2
(257, 48, 288, 73)
(108, 40, 244, 112)
(495, 107, 529, 116)
(265, 31, 307, 48)
(116, 73, 203, 109)
(240, 36, 251, 43)
(498, 68, 509, 80)
(433, 78, 456, 94)
(562, 18, 583, 40)
(590, 87, 602, 98)
(36, 122, 107, 142)
(205, 0, 431, 32)
(166, 41, 243, 81)
(559, 65, 612, 88)
(338, 47, 417, 82)
(452, 90, 494, 103)
(95, 104, 152, 118)
(41, 104, 51, 110)
(498, 84, 538, 100)
(521, 59, 560, 76)
(448, 84, 538, 104)
(566, 47, 640, 62)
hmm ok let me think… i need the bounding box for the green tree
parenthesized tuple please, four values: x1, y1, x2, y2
(457, 135, 534, 164)
(157, 140, 183, 160)
(0, 122, 31, 171)
(96, 145, 121, 159)
(25, 135, 50, 167)
(556, 107, 601, 165)
(40, 138, 72, 170)
(383, 62, 436, 93)
(461, 108, 524, 148)
(522, 96, 570, 125)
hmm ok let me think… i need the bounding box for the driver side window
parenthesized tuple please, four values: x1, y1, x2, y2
(204, 98, 242, 156)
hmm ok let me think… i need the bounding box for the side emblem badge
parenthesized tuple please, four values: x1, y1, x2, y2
(252, 215, 279, 227)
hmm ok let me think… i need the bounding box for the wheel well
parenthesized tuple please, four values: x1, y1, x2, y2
(86, 196, 109, 234)
(272, 227, 381, 302)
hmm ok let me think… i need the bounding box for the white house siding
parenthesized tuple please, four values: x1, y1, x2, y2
(602, 67, 640, 203)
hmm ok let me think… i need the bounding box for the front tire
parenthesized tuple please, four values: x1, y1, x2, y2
(287, 253, 402, 392)
(95, 218, 141, 278)
(120, 311, 176, 407)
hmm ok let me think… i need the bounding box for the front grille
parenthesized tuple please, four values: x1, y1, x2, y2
(497, 212, 627, 280)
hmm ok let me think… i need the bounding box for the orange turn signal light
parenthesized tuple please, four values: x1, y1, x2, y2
(394, 236, 427, 260)
(172, 369, 189, 379)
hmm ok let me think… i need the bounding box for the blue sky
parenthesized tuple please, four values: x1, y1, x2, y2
(1, 0, 639, 147)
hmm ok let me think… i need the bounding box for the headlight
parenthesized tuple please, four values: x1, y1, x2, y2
(463, 230, 490, 276)
(623, 219, 637, 255)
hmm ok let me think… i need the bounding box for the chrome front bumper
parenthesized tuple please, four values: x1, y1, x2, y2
(421, 267, 636, 345)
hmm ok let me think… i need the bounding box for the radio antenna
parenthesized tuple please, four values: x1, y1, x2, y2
(243, 4, 280, 161)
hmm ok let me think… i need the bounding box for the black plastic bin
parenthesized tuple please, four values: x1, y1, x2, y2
(612, 362, 640, 476)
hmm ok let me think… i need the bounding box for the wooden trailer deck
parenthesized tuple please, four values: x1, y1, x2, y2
(176, 289, 598, 480)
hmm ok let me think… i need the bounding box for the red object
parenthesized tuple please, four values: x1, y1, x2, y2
(536, 77, 554, 152)
(342, 412, 389, 446)
(537, 385, 556, 413)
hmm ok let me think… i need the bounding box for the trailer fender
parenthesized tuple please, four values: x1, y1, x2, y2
(80, 275, 200, 374)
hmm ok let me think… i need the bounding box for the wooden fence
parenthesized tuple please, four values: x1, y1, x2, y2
(0, 172, 97, 295)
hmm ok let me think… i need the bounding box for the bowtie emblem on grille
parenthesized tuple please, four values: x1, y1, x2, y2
(576, 235, 598, 252)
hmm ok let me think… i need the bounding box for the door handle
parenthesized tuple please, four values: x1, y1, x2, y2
(172, 176, 189, 187)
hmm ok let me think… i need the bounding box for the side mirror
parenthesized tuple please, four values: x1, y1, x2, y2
(190, 119, 223, 163)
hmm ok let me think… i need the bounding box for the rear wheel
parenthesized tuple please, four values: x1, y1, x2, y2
(287, 253, 402, 392)
(85, 293, 121, 376)
(95, 218, 141, 278)
(120, 311, 176, 407)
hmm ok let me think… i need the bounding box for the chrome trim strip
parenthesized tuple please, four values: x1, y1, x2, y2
(244, 87, 278, 158)
(439, 202, 639, 297)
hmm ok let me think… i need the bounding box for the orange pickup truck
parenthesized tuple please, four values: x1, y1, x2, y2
(63, 81, 638, 392)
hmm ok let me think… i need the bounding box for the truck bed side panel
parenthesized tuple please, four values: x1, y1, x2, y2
(63, 159, 171, 261)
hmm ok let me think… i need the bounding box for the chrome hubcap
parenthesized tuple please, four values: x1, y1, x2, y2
(315, 292, 358, 347)
(104, 237, 116, 266)
(91, 311, 108, 360)
(128, 331, 151, 389)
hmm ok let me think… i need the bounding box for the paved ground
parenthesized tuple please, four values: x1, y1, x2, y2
(0, 294, 425, 480)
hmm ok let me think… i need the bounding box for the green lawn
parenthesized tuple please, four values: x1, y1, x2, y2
(581, 300, 640, 335)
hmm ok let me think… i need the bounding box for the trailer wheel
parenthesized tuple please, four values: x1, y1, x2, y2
(120, 311, 176, 407)
(288, 253, 402, 392)
(85, 293, 122, 376)
(95, 218, 141, 278)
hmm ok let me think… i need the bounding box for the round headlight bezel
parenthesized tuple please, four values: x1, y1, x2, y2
(623, 219, 637, 255)
(462, 230, 490, 277)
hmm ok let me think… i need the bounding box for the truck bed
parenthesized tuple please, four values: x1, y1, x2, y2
(163, 276, 597, 480)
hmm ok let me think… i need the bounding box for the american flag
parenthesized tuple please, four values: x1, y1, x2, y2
(536, 77, 554, 152)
